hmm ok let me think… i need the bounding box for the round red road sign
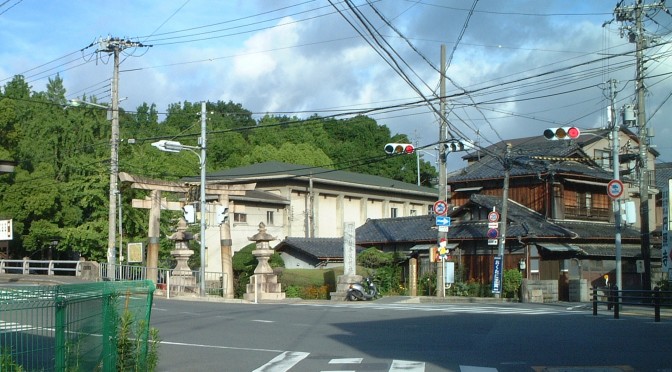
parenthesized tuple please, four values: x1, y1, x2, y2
(433, 200, 448, 215)
(607, 179, 624, 199)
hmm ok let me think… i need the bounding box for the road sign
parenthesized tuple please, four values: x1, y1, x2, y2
(488, 239, 498, 246)
(433, 200, 448, 215)
(438, 226, 449, 232)
(607, 179, 624, 199)
(436, 216, 451, 226)
(488, 211, 500, 222)
(487, 228, 499, 239)
(488, 222, 499, 229)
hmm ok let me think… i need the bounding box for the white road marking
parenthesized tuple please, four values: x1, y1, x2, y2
(390, 359, 426, 371)
(461, 366, 498, 372)
(252, 351, 309, 372)
(329, 358, 363, 364)
(251, 319, 275, 323)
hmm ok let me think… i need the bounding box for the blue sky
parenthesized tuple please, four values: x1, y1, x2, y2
(2, 0, 672, 166)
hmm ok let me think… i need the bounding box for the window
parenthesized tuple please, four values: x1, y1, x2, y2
(410, 209, 418, 216)
(390, 207, 398, 218)
(576, 191, 592, 215)
(266, 211, 274, 225)
(234, 213, 247, 223)
(594, 149, 612, 169)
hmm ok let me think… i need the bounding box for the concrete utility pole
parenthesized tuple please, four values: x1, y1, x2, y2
(97, 37, 147, 279)
(495, 143, 511, 299)
(615, 1, 660, 289)
(634, 2, 652, 291)
(609, 79, 624, 294)
(437, 44, 447, 298)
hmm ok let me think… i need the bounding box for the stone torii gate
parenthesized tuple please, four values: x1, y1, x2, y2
(119, 172, 255, 299)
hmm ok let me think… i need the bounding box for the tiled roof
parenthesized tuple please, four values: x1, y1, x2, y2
(274, 237, 363, 259)
(356, 194, 577, 243)
(655, 162, 672, 190)
(192, 161, 436, 196)
(554, 220, 640, 240)
(356, 215, 436, 244)
(577, 244, 661, 258)
(449, 132, 617, 183)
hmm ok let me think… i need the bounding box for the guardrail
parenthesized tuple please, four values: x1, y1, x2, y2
(592, 287, 672, 322)
(0, 258, 82, 276)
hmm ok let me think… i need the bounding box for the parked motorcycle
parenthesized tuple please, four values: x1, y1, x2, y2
(346, 277, 379, 301)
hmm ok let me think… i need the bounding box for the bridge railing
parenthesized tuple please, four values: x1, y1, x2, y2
(0, 258, 82, 276)
(99, 263, 228, 297)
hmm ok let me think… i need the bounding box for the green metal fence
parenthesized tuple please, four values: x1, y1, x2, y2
(1, 280, 155, 372)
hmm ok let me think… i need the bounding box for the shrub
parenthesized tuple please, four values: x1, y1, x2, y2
(503, 269, 523, 299)
(284, 285, 302, 298)
(300, 285, 330, 299)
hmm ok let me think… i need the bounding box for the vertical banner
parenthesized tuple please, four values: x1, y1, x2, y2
(492, 255, 502, 294)
(663, 180, 672, 279)
(444, 261, 455, 285)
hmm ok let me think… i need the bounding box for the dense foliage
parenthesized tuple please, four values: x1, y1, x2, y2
(0, 74, 437, 263)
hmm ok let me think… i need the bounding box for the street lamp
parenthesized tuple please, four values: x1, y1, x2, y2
(151, 102, 207, 296)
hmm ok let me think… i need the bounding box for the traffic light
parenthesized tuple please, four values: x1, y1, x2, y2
(215, 205, 229, 225)
(183, 204, 195, 223)
(444, 139, 475, 153)
(384, 143, 415, 155)
(543, 127, 580, 140)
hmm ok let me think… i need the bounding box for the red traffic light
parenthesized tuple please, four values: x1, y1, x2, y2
(384, 143, 415, 155)
(543, 127, 580, 140)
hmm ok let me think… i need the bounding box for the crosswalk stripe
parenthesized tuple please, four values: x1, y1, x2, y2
(461, 366, 498, 372)
(252, 351, 309, 372)
(390, 359, 426, 371)
(329, 358, 363, 364)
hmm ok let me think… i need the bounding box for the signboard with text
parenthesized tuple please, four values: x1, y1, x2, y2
(491, 255, 502, 294)
(0, 219, 12, 241)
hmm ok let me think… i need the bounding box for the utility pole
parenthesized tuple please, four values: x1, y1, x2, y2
(609, 79, 623, 294)
(615, 1, 660, 289)
(634, 2, 652, 291)
(495, 143, 511, 299)
(97, 37, 147, 279)
(437, 44, 447, 298)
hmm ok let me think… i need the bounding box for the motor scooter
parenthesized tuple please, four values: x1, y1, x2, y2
(346, 277, 379, 301)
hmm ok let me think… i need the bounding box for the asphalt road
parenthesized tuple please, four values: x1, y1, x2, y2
(150, 298, 672, 372)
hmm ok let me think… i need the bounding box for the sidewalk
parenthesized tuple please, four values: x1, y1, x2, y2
(2, 274, 670, 320)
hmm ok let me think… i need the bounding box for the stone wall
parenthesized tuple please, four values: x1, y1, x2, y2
(521, 279, 558, 303)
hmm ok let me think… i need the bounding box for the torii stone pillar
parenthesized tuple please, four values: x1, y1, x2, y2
(243, 223, 285, 301)
(120, 172, 255, 295)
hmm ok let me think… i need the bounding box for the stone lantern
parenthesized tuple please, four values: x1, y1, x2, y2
(167, 217, 197, 294)
(243, 222, 285, 301)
